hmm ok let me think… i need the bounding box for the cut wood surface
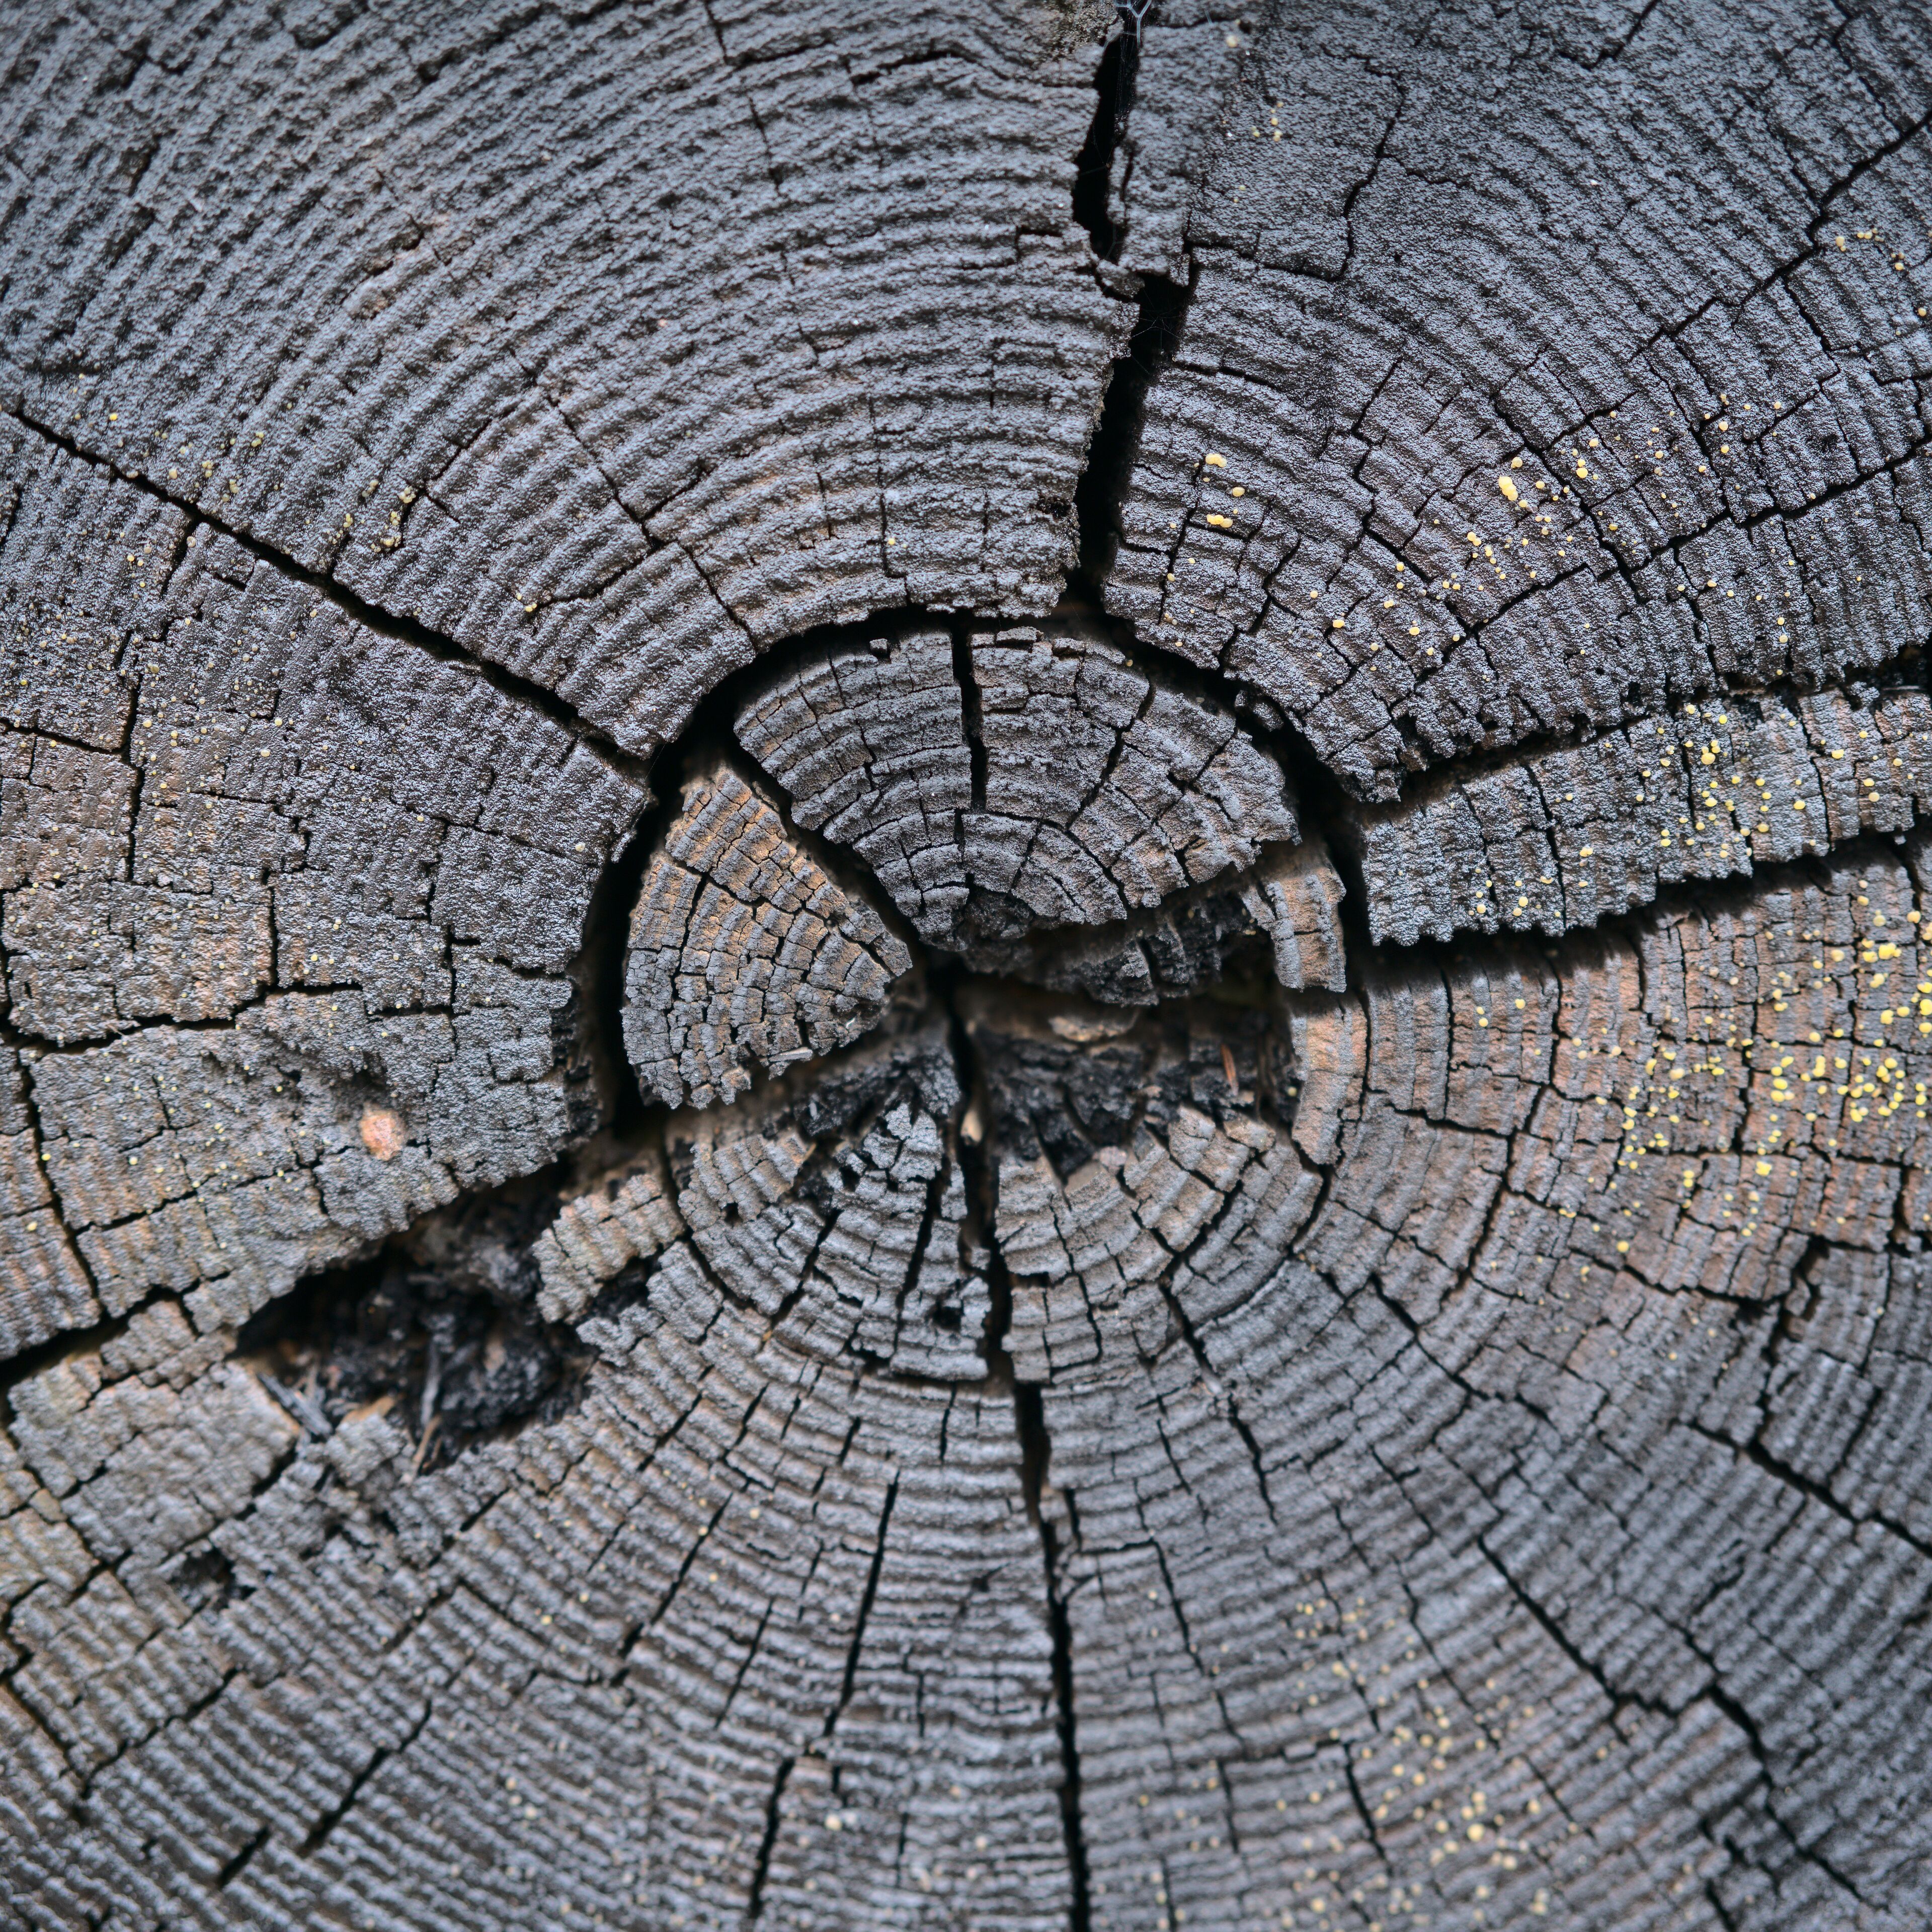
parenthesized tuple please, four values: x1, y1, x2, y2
(3, 3, 1931, 1928)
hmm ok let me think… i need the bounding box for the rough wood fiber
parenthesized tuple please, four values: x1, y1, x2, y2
(5, 2, 1932, 1929)
(1, 0, 1125, 753)
(0, 435, 646, 1359)
(1348, 682, 1932, 945)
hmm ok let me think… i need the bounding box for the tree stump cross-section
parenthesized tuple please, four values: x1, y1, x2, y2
(4, 3, 1932, 1928)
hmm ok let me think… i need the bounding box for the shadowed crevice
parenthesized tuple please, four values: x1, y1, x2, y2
(745, 1754, 795, 1924)
(950, 972, 1094, 1932)
(1017, 1385, 1093, 1932)
(236, 1180, 596, 1472)
(1066, 3, 1195, 613)
(1072, 273, 1195, 605)
(1071, 18, 1140, 264)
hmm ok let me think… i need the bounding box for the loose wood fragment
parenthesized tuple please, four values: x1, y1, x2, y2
(1015, 833, 1347, 1006)
(1239, 836, 1349, 992)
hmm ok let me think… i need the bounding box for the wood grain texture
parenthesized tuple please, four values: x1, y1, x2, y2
(4, 2, 1932, 1928)
(1346, 683, 1932, 945)
(1102, 1, 1932, 801)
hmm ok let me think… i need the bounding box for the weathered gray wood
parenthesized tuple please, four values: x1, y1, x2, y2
(4, 2, 1932, 1928)
(1346, 684, 1932, 946)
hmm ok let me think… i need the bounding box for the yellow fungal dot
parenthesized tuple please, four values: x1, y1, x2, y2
(1498, 475, 1519, 503)
(1204, 452, 1227, 468)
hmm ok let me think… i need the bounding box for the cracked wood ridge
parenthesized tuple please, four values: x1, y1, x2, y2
(4, 1, 1932, 1927)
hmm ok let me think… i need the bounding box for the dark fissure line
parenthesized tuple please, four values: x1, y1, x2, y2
(1688, 1418, 1932, 1565)
(0, 1303, 143, 1428)
(7, 405, 651, 789)
(944, 986, 1091, 1932)
(1161, 1282, 1279, 1520)
(649, 1495, 733, 1629)
(576, 775, 661, 1135)
(299, 1702, 430, 1856)
(1072, 273, 1195, 606)
(216, 1824, 269, 1890)
(951, 627, 989, 813)
(1017, 1386, 1094, 1932)
(745, 1754, 794, 1923)
(829, 1477, 897, 1731)
(1066, 3, 1195, 614)
(894, 1160, 946, 1341)
(1341, 1757, 1391, 1872)
(1476, 1534, 1680, 1725)
(1700, 1674, 1870, 1905)
(11, 1055, 104, 1308)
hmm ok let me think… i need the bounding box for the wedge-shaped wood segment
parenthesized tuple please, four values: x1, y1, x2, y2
(16, 847, 1932, 1925)
(0, 1206, 1064, 1929)
(0, 436, 645, 1359)
(621, 761, 912, 1109)
(541, 1025, 987, 1379)
(1103, 5, 1932, 804)
(0, 3, 1125, 753)
(1348, 682, 1932, 945)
